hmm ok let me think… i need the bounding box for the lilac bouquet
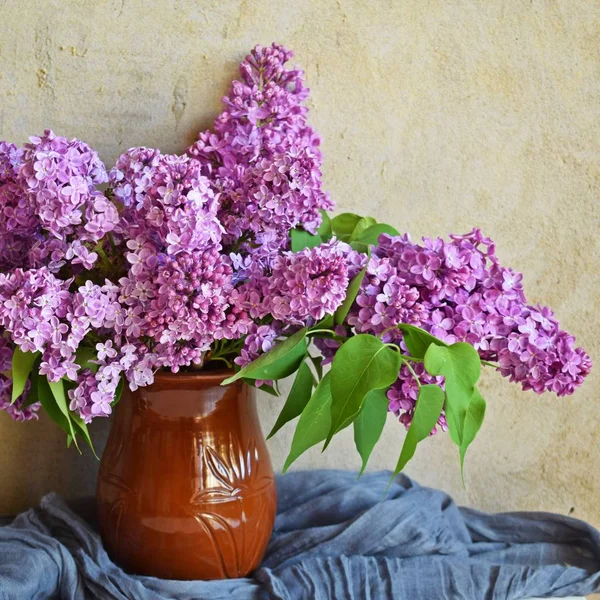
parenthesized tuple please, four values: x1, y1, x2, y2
(0, 45, 591, 473)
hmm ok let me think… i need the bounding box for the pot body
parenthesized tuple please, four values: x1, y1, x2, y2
(96, 371, 276, 580)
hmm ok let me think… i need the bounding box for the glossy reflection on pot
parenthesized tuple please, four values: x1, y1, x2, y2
(97, 371, 277, 580)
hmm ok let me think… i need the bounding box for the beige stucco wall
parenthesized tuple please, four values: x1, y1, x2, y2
(0, 0, 598, 526)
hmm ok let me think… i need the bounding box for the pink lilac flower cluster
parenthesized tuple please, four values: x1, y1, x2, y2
(116, 247, 251, 373)
(110, 150, 223, 255)
(107, 149, 252, 375)
(234, 324, 280, 369)
(19, 130, 118, 271)
(233, 241, 356, 326)
(69, 263, 250, 420)
(0, 141, 22, 182)
(0, 337, 40, 422)
(188, 43, 333, 267)
(229, 240, 350, 373)
(387, 364, 448, 433)
(0, 269, 120, 382)
(347, 229, 592, 428)
(231, 241, 363, 376)
(0, 142, 38, 270)
(67, 340, 156, 423)
(0, 267, 130, 423)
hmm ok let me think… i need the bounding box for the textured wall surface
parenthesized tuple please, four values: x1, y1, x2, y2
(0, 0, 599, 525)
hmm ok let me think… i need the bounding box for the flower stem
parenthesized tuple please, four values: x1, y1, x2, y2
(400, 358, 422, 388)
(482, 360, 499, 368)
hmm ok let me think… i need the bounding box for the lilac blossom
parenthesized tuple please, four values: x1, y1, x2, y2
(0, 268, 72, 355)
(387, 363, 447, 433)
(68, 362, 123, 424)
(0, 141, 23, 183)
(343, 229, 592, 428)
(115, 244, 251, 373)
(188, 43, 333, 265)
(0, 268, 120, 382)
(0, 132, 119, 273)
(233, 240, 358, 326)
(234, 323, 281, 369)
(0, 179, 37, 271)
(18, 131, 118, 267)
(0, 143, 37, 270)
(110, 149, 223, 255)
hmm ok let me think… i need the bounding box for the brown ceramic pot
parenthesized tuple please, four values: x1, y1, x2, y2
(96, 370, 277, 580)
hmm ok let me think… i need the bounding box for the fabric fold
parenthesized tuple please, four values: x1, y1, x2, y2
(0, 471, 598, 600)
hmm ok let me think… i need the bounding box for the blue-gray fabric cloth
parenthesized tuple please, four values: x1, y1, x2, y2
(1, 470, 599, 599)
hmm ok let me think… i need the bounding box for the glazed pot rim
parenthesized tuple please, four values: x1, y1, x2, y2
(152, 368, 236, 387)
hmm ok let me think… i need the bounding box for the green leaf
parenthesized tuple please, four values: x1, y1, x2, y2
(350, 216, 377, 241)
(75, 346, 99, 374)
(459, 388, 486, 480)
(20, 357, 42, 408)
(71, 413, 98, 459)
(48, 378, 80, 452)
(222, 327, 308, 385)
(111, 375, 125, 406)
(317, 210, 332, 239)
(398, 324, 447, 358)
(243, 378, 280, 396)
(349, 241, 369, 254)
(326, 335, 401, 445)
(308, 354, 323, 380)
(11, 347, 40, 404)
(331, 213, 362, 241)
(291, 228, 323, 252)
(36, 373, 72, 437)
(312, 314, 334, 330)
(392, 384, 445, 476)
(353, 388, 389, 475)
(334, 267, 367, 325)
(268, 361, 314, 439)
(353, 223, 400, 247)
(424, 343, 481, 446)
(283, 372, 333, 472)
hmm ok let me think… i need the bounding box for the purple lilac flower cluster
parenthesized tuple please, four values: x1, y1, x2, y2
(0, 142, 37, 270)
(188, 44, 333, 266)
(0, 265, 139, 423)
(117, 247, 251, 373)
(21, 131, 118, 271)
(387, 364, 448, 433)
(231, 241, 364, 380)
(0, 269, 120, 382)
(347, 229, 592, 428)
(107, 149, 252, 376)
(110, 150, 223, 254)
(0, 131, 118, 273)
(67, 340, 158, 423)
(234, 324, 280, 368)
(232, 240, 359, 327)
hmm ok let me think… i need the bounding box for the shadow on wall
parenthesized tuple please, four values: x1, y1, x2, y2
(0, 413, 111, 514)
